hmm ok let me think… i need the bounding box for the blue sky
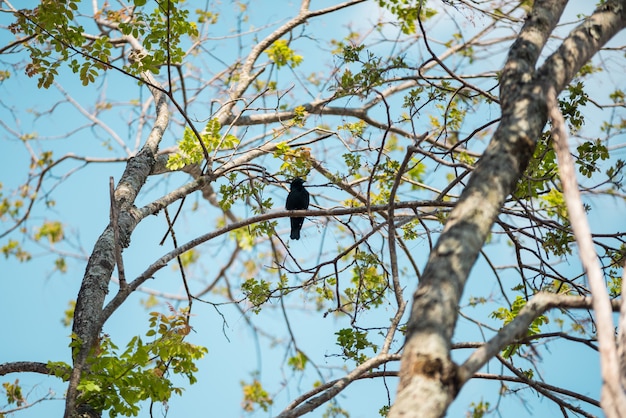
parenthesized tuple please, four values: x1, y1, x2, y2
(1, 1, 625, 417)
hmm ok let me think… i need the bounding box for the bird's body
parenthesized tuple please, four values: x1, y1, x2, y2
(286, 178, 309, 240)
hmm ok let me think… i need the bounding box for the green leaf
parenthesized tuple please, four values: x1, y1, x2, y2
(335, 328, 377, 364)
(167, 120, 239, 170)
(265, 39, 303, 68)
(490, 296, 548, 358)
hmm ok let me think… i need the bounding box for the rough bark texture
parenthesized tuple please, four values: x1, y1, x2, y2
(389, 1, 626, 416)
(64, 83, 167, 417)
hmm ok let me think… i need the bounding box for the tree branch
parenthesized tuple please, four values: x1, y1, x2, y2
(547, 84, 626, 417)
(459, 292, 622, 384)
(389, 1, 626, 417)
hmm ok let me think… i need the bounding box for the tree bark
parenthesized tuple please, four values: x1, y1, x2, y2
(64, 80, 168, 418)
(389, 1, 626, 416)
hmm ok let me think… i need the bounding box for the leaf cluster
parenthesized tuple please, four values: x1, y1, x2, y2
(167, 119, 239, 171)
(119, 1, 199, 75)
(48, 309, 206, 417)
(265, 39, 303, 69)
(335, 328, 378, 364)
(490, 296, 548, 358)
(273, 144, 312, 178)
(376, 0, 436, 34)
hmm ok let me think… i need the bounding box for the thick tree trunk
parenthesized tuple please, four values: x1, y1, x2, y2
(389, 1, 626, 416)
(64, 83, 168, 418)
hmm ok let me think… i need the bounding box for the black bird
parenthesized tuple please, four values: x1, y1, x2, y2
(286, 178, 310, 240)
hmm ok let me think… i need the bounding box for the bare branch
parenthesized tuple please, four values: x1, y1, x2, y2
(547, 85, 626, 417)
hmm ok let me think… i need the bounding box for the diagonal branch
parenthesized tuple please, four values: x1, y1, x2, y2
(99, 200, 454, 328)
(390, 1, 626, 417)
(547, 85, 626, 418)
(277, 353, 401, 418)
(459, 292, 622, 385)
(213, 0, 368, 124)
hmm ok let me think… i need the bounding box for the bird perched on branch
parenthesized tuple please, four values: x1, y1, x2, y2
(286, 178, 309, 240)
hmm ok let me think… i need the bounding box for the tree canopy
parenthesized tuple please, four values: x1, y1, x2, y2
(1, 0, 625, 417)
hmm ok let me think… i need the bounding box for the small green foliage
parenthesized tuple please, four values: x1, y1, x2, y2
(47, 361, 72, 381)
(218, 176, 272, 216)
(11, 0, 85, 87)
(459, 44, 476, 63)
(167, 119, 239, 170)
(335, 49, 385, 96)
(140, 294, 160, 310)
(292, 105, 308, 127)
(345, 252, 388, 309)
(241, 379, 273, 412)
(576, 139, 609, 178)
(540, 189, 567, 220)
(273, 145, 312, 178)
(490, 296, 548, 358)
(379, 405, 390, 416)
(577, 62, 602, 77)
(1, 239, 32, 262)
(177, 249, 199, 268)
(62, 300, 76, 327)
(54, 308, 207, 417)
(343, 153, 362, 178)
(363, 157, 402, 204)
(196, 9, 219, 24)
(230, 227, 255, 251)
(543, 229, 574, 256)
(31, 150, 54, 169)
(608, 274, 622, 298)
(322, 404, 350, 418)
(0, 69, 11, 82)
(606, 159, 625, 189)
(242, 278, 272, 314)
(515, 133, 557, 199)
(467, 400, 490, 418)
(457, 151, 476, 166)
(342, 44, 364, 62)
(34, 220, 64, 243)
(468, 296, 487, 306)
(253, 79, 277, 91)
(330, 32, 360, 55)
(521, 368, 534, 379)
(335, 328, 377, 364)
(402, 87, 424, 109)
(2, 380, 25, 407)
(265, 39, 303, 69)
(438, 100, 467, 131)
(229, 221, 277, 250)
(406, 158, 427, 187)
(606, 244, 626, 267)
(287, 350, 308, 371)
(338, 120, 367, 137)
(314, 279, 336, 310)
(609, 88, 624, 103)
(121, 2, 199, 75)
(400, 219, 421, 240)
(559, 81, 588, 131)
(376, 0, 436, 34)
(0, 182, 24, 221)
(544, 279, 573, 295)
(428, 96, 467, 132)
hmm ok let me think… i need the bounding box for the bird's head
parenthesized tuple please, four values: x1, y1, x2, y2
(290, 177, 306, 189)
